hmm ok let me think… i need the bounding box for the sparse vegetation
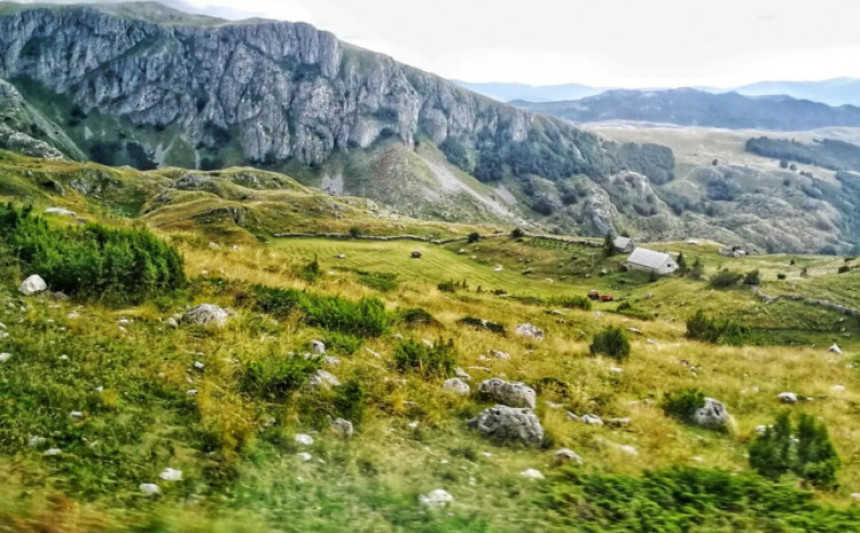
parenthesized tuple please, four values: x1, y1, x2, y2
(709, 269, 744, 288)
(589, 326, 631, 361)
(393, 338, 457, 377)
(661, 388, 706, 423)
(686, 310, 747, 345)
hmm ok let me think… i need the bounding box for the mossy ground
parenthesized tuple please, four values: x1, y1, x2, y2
(1, 154, 859, 531)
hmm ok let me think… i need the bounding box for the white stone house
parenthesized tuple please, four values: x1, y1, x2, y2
(625, 247, 679, 275)
(613, 236, 635, 253)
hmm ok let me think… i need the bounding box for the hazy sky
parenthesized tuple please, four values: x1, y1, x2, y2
(15, 0, 860, 87)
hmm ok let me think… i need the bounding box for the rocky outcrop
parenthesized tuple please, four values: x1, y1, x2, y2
(468, 405, 544, 446)
(691, 398, 730, 428)
(183, 304, 230, 327)
(479, 378, 537, 409)
(0, 5, 608, 170)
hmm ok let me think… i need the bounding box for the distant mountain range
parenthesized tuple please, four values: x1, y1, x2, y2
(457, 78, 860, 108)
(511, 89, 860, 131)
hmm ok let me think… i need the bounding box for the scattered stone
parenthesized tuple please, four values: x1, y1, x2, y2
(443, 378, 470, 395)
(44, 207, 76, 217)
(468, 405, 544, 446)
(311, 340, 326, 354)
(829, 344, 843, 355)
(324, 356, 340, 366)
(593, 312, 604, 318)
(95, 386, 104, 393)
(59, 354, 69, 361)
(165, 317, 179, 329)
(615, 444, 638, 456)
(365, 347, 382, 359)
(479, 378, 537, 409)
(606, 417, 632, 428)
(568, 412, 603, 426)
(0, 322, 5, 329)
(419, 489, 453, 508)
(494, 265, 504, 272)
(832, 385, 846, 392)
(139, 483, 160, 496)
(308, 370, 340, 389)
(489, 349, 510, 360)
(193, 361, 205, 371)
(331, 418, 354, 439)
(43, 448, 62, 456)
(0, 353, 11, 363)
(295, 434, 314, 447)
(468, 366, 492, 373)
(186, 389, 198, 396)
(407, 421, 420, 429)
(755, 425, 771, 435)
(520, 468, 544, 480)
(118, 318, 131, 325)
(627, 328, 642, 335)
(555, 448, 583, 464)
(393, 333, 404, 340)
(69, 411, 84, 419)
(19, 275, 47, 296)
(852, 493, 860, 500)
(545, 401, 564, 409)
(455, 367, 471, 380)
(608, 367, 624, 374)
(159, 468, 183, 481)
(778, 392, 798, 404)
(183, 304, 230, 327)
(691, 398, 730, 428)
(514, 323, 544, 340)
(646, 339, 659, 345)
(28, 436, 45, 447)
(335, 254, 346, 259)
(296, 452, 313, 462)
(691, 456, 704, 463)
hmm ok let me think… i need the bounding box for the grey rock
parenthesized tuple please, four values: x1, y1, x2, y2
(331, 417, 354, 439)
(44, 207, 76, 217)
(311, 340, 326, 354)
(479, 378, 536, 409)
(468, 405, 544, 446)
(514, 323, 544, 340)
(419, 489, 453, 508)
(183, 304, 230, 327)
(308, 369, 340, 389)
(555, 448, 583, 464)
(691, 398, 730, 427)
(443, 377, 470, 395)
(778, 392, 798, 404)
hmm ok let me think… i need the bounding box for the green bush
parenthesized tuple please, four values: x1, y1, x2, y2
(356, 270, 398, 292)
(396, 307, 437, 326)
(838, 265, 851, 274)
(709, 269, 744, 288)
(467, 232, 481, 244)
(0, 203, 185, 304)
(299, 256, 322, 283)
(394, 339, 457, 377)
(458, 316, 506, 335)
(511, 228, 525, 239)
(241, 352, 322, 401)
(750, 412, 840, 489)
(589, 326, 631, 361)
(348, 226, 363, 238)
(249, 285, 306, 318)
(662, 388, 706, 423)
(614, 301, 654, 321)
(303, 295, 390, 338)
(550, 295, 592, 311)
(686, 310, 747, 345)
(324, 332, 363, 355)
(543, 466, 860, 531)
(437, 280, 457, 293)
(333, 379, 365, 425)
(743, 269, 761, 286)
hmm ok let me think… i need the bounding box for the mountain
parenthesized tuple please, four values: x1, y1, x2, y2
(0, 2, 859, 253)
(734, 78, 860, 107)
(513, 89, 860, 131)
(452, 81, 603, 103)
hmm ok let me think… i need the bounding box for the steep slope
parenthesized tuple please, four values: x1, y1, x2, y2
(516, 89, 860, 131)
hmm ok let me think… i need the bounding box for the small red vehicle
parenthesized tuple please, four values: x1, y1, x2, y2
(600, 294, 615, 302)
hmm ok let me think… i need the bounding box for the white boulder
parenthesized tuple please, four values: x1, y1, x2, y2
(443, 378, 471, 395)
(311, 340, 326, 354)
(468, 405, 544, 446)
(19, 275, 47, 296)
(515, 323, 544, 340)
(183, 304, 230, 327)
(520, 468, 545, 480)
(139, 483, 160, 496)
(159, 468, 183, 481)
(419, 489, 454, 508)
(691, 398, 730, 428)
(45, 207, 76, 217)
(295, 433, 314, 446)
(555, 448, 583, 464)
(778, 392, 798, 404)
(479, 378, 536, 409)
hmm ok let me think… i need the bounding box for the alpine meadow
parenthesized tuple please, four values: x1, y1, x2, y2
(0, 1, 859, 532)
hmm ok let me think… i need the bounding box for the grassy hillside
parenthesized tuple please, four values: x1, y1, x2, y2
(1, 154, 860, 531)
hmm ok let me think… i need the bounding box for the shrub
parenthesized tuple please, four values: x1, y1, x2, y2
(356, 270, 398, 292)
(303, 295, 389, 338)
(348, 226, 363, 238)
(0, 204, 185, 304)
(511, 228, 525, 239)
(686, 310, 747, 345)
(396, 307, 437, 326)
(324, 332, 363, 355)
(709, 269, 744, 288)
(333, 380, 365, 424)
(249, 285, 306, 318)
(662, 388, 706, 423)
(777, 273, 787, 280)
(749, 412, 840, 489)
(689, 257, 705, 280)
(614, 301, 654, 321)
(458, 316, 506, 335)
(743, 269, 761, 286)
(299, 256, 322, 283)
(241, 352, 322, 401)
(394, 339, 457, 377)
(838, 265, 851, 274)
(551, 295, 592, 311)
(467, 232, 481, 244)
(437, 280, 457, 293)
(589, 326, 631, 361)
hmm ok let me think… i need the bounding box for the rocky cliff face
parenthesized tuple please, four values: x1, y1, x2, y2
(0, 5, 579, 168)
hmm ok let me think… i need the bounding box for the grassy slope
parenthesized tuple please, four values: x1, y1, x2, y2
(1, 155, 860, 531)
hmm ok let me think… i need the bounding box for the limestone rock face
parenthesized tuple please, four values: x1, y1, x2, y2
(183, 304, 230, 327)
(691, 398, 730, 428)
(468, 404, 543, 446)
